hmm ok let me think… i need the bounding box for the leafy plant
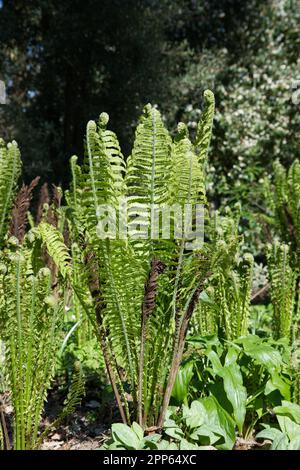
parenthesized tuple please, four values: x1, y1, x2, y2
(175, 334, 292, 439)
(0, 230, 85, 449)
(267, 241, 300, 342)
(191, 208, 254, 340)
(263, 160, 300, 265)
(101, 398, 234, 451)
(256, 401, 300, 450)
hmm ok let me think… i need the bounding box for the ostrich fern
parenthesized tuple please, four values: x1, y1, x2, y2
(40, 90, 216, 428)
(267, 241, 299, 342)
(0, 142, 84, 449)
(263, 159, 300, 267)
(0, 233, 63, 449)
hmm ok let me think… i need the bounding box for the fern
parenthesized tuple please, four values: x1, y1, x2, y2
(52, 90, 217, 429)
(0, 233, 64, 449)
(0, 139, 22, 248)
(191, 208, 254, 340)
(267, 241, 298, 342)
(35, 365, 85, 449)
(264, 159, 300, 266)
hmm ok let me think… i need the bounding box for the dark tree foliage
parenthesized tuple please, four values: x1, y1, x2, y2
(0, 0, 297, 191)
(0, 0, 171, 183)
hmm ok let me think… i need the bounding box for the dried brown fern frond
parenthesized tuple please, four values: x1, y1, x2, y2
(9, 176, 40, 242)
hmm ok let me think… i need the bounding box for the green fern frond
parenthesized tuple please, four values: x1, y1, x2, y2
(194, 89, 215, 166)
(0, 139, 22, 247)
(38, 222, 72, 279)
(267, 241, 296, 341)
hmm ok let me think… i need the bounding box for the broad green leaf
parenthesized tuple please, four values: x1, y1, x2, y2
(157, 440, 174, 450)
(273, 401, 300, 425)
(163, 417, 184, 440)
(256, 427, 283, 441)
(288, 436, 300, 450)
(218, 363, 247, 434)
(131, 421, 144, 441)
(200, 396, 236, 450)
(270, 433, 289, 450)
(237, 336, 282, 370)
(277, 415, 300, 440)
(184, 400, 207, 429)
(172, 361, 194, 405)
(143, 433, 161, 450)
(191, 424, 222, 445)
(224, 347, 239, 365)
(207, 350, 223, 374)
(179, 439, 201, 450)
(265, 372, 291, 400)
(107, 441, 127, 450)
(112, 423, 141, 449)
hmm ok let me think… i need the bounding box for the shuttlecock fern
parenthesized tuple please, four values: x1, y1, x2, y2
(191, 208, 254, 340)
(263, 159, 300, 267)
(40, 90, 216, 429)
(0, 232, 64, 449)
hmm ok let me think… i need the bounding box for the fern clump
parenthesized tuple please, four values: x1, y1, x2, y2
(191, 208, 254, 340)
(39, 90, 215, 428)
(0, 233, 63, 449)
(263, 159, 300, 267)
(267, 241, 299, 343)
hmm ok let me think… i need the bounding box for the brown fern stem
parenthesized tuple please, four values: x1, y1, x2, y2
(85, 251, 128, 424)
(138, 258, 166, 427)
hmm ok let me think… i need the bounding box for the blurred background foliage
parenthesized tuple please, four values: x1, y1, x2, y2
(0, 0, 299, 204)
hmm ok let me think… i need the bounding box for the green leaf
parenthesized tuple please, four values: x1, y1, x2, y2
(273, 401, 300, 425)
(270, 433, 289, 450)
(112, 423, 141, 449)
(163, 416, 184, 440)
(277, 415, 300, 441)
(179, 439, 201, 450)
(265, 372, 291, 400)
(191, 424, 222, 445)
(218, 362, 247, 434)
(200, 396, 236, 450)
(183, 400, 207, 429)
(256, 427, 283, 441)
(237, 336, 282, 371)
(207, 350, 223, 375)
(224, 347, 239, 365)
(131, 422, 144, 441)
(288, 436, 300, 450)
(172, 361, 194, 405)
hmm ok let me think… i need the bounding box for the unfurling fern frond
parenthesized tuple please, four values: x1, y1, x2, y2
(195, 89, 215, 166)
(0, 139, 22, 248)
(267, 241, 298, 342)
(264, 159, 300, 266)
(38, 222, 72, 279)
(191, 208, 253, 340)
